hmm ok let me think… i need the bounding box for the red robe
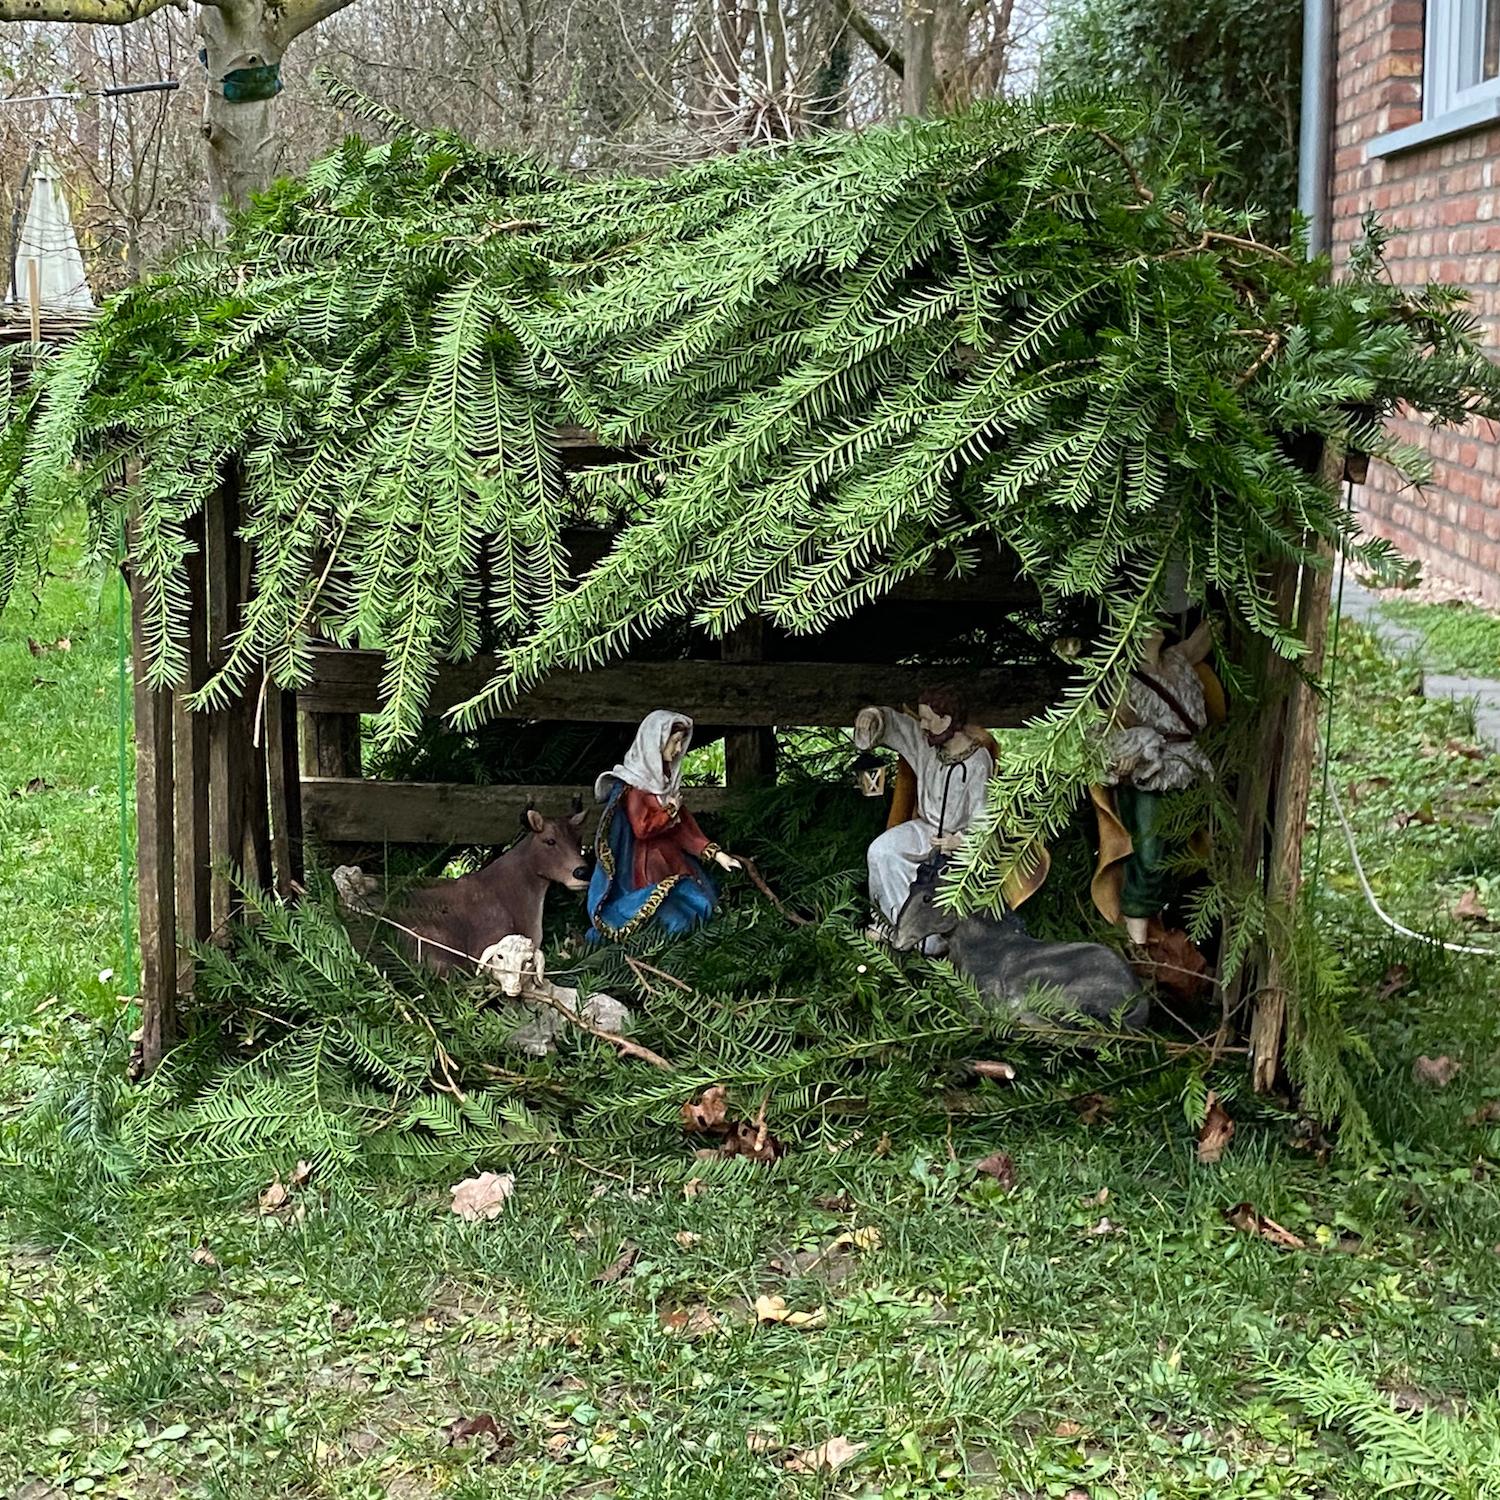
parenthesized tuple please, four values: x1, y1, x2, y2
(624, 785, 712, 887)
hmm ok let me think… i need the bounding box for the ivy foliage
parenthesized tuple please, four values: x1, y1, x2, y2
(1, 94, 1498, 903)
(1044, 0, 1303, 236)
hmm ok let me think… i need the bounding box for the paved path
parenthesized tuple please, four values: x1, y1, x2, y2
(1339, 577, 1500, 747)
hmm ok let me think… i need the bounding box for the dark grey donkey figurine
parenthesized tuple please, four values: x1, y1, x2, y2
(892, 858, 1149, 1029)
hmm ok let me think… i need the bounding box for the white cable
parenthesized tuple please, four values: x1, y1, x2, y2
(1327, 778, 1500, 957)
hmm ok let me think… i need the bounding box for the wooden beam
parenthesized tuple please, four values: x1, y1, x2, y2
(302, 777, 730, 847)
(299, 652, 1065, 726)
(130, 540, 177, 1072)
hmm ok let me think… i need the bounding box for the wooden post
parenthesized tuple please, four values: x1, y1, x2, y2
(1248, 447, 1342, 1091)
(172, 509, 212, 989)
(265, 684, 303, 896)
(204, 473, 270, 926)
(722, 618, 776, 786)
(130, 541, 177, 1072)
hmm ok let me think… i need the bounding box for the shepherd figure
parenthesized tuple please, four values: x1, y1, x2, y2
(588, 710, 741, 941)
(853, 687, 998, 949)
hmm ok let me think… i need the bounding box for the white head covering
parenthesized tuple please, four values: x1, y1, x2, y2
(595, 709, 693, 802)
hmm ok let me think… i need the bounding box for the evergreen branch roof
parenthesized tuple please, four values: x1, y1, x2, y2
(2, 95, 1498, 887)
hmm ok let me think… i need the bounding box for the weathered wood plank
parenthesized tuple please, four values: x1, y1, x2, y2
(300, 652, 1065, 726)
(303, 777, 730, 847)
(299, 710, 363, 777)
(722, 618, 776, 785)
(1251, 445, 1343, 1092)
(265, 685, 303, 896)
(130, 547, 177, 1072)
(205, 477, 251, 930)
(172, 509, 212, 990)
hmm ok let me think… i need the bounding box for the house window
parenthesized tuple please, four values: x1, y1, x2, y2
(1425, 0, 1500, 119)
(1369, 0, 1500, 157)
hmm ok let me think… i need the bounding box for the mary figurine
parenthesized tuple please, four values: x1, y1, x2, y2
(588, 710, 741, 941)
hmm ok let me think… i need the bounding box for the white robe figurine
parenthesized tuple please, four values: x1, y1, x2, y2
(853, 691, 994, 948)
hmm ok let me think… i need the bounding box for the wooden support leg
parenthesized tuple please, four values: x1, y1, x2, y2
(266, 685, 304, 896)
(722, 618, 776, 786)
(1249, 451, 1342, 1091)
(131, 552, 177, 1072)
(173, 510, 212, 991)
(202, 473, 276, 920)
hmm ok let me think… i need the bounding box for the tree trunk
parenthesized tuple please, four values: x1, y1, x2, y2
(901, 0, 935, 115)
(197, 2, 286, 230)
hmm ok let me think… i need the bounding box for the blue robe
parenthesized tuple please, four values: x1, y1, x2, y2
(587, 778, 718, 941)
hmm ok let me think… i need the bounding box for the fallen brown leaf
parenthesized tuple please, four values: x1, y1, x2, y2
(1225, 1201, 1305, 1250)
(754, 1294, 827, 1329)
(745, 1431, 782, 1454)
(719, 1114, 784, 1163)
(1454, 889, 1490, 923)
(1393, 804, 1437, 829)
(443, 1413, 506, 1449)
(814, 1191, 853, 1212)
(674, 1230, 702, 1248)
(873, 1132, 892, 1156)
(1086, 1216, 1117, 1236)
(594, 1242, 639, 1285)
(189, 1242, 218, 1268)
(784, 1436, 865, 1474)
(1053, 1420, 1083, 1438)
(289, 1159, 315, 1188)
(682, 1085, 728, 1132)
(682, 1177, 705, 1199)
(449, 1171, 515, 1222)
(258, 1180, 289, 1215)
(660, 1304, 718, 1338)
(1467, 1100, 1500, 1125)
(1073, 1093, 1115, 1126)
(974, 1151, 1017, 1190)
(1196, 1090, 1235, 1165)
(1413, 1054, 1461, 1088)
(1079, 1186, 1110, 1207)
(1378, 963, 1411, 1000)
(1447, 738, 1485, 761)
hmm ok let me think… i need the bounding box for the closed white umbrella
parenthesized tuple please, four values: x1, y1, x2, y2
(8, 149, 93, 312)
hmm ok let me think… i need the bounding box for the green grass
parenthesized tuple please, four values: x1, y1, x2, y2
(4, 547, 1500, 1498)
(1374, 597, 1500, 677)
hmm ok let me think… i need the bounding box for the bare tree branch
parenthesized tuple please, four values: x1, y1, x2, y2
(0, 0, 184, 22)
(829, 0, 902, 77)
(276, 0, 357, 43)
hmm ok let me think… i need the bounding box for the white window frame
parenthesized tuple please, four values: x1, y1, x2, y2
(1425, 0, 1500, 116)
(1369, 0, 1500, 157)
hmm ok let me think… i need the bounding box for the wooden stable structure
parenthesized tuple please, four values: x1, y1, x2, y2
(128, 432, 1346, 1094)
(129, 435, 1070, 1070)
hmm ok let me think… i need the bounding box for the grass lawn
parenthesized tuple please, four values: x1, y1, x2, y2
(1367, 595, 1500, 677)
(3, 544, 1500, 1499)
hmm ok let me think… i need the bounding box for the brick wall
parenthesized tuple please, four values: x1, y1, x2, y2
(1331, 0, 1500, 600)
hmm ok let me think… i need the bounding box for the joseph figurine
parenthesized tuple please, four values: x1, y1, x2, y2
(853, 686, 993, 948)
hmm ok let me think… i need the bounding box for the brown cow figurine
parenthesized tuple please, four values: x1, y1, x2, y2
(340, 807, 591, 975)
